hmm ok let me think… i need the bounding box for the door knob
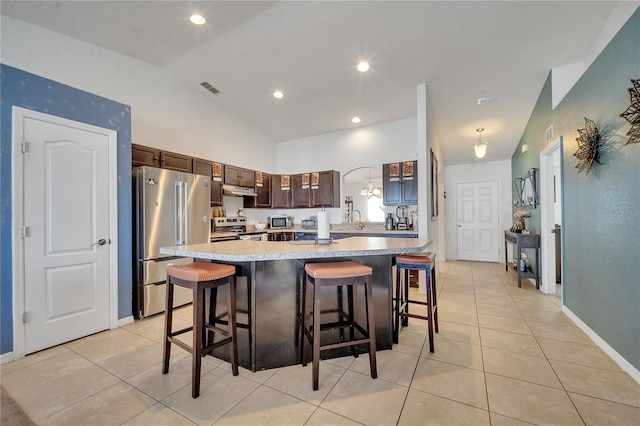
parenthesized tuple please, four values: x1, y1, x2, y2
(91, 238, 109, 247)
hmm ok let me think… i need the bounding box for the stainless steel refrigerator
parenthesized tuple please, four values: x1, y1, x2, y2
(134, 166, 211, 318)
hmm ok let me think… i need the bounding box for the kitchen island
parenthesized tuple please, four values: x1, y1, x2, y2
(161, 236, 431, 371)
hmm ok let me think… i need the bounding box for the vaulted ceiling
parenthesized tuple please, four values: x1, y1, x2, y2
(2, 1, 635, 165)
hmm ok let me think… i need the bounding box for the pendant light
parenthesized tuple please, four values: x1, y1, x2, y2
(474, 128, 488, 158)
(360, 169, 382, 198)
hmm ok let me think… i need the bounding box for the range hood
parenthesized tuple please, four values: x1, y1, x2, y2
(223, 184, 257, 197)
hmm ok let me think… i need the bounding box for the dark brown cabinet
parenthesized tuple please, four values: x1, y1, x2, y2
(132, 144, 160, 167)
(245, 172, 271, 208)
(161, 150, 192, 172)
(268, 232, 294, 241)
(291, 174, 311, 208)
(289, 170, 340, 208)
(271, 174, 292, 208)
(224, 165, 254, 188)
(193, 158, 224, 206)
(383, 161, 418, 206)
(311, 170, 340, 207)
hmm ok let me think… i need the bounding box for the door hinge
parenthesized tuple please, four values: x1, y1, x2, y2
(22, 226, 31, 238)
(23, 312, 31, 324)
(21, 141, 30, 153)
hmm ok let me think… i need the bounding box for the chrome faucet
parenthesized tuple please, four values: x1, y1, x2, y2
(353, 210, 364, 230)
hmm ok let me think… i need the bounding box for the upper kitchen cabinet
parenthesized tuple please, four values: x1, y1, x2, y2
(193, 158, 224, 206)
(224, 164, 254, 188)
(311, 170, 340, 207)
(291, 173, 311, 208)
(271, 174, 292, 208)
(290, 171, 340, 208)
(161, 150, 193, 173)
(245, 171, 271, 208)
(132, 144, 160, 168)
(383, 161, 418, 206)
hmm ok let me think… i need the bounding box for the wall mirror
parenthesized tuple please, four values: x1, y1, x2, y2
(515, 168, 538, 208)
(343, 167, 385, 222)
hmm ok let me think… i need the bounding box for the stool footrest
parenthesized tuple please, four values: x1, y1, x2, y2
(320, 337, 372, 352)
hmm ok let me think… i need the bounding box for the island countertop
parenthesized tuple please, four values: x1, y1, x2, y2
(160, 236, 432, 262)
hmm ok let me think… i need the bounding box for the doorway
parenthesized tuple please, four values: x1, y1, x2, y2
(540, 136, 563, 296)
(12, 107, 119, 358)
(456, 181, 500, 262)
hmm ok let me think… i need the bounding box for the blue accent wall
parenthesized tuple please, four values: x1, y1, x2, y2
(511, 9, 640, 370)
(1, 64, 132, 355)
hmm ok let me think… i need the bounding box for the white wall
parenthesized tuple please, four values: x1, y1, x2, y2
(443, 160, 512, 261)
(1, 16, 277, 169)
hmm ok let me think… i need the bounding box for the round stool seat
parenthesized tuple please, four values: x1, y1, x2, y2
(167, 262, 235, 282)
(395, 253, 436, 265)
(305, 261, 372, 279)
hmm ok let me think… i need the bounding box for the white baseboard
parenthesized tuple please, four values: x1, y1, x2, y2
(117, 315, 135, 328)
(563, 305, 640, 385)
(0, 351, 15, 365)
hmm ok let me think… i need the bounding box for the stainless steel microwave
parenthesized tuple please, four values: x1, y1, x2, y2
(269, 215, 292, 229)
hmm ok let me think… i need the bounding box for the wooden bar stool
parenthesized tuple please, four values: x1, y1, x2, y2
(162, 261, 239, 398)
(302, 261, 377, 391)
(394, 253, 438, 352)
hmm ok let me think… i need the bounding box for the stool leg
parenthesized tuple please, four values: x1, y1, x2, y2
(162, 276, 174, 374)
(347, 284, 358, 358)
(431, 264, 439, 333)
(364, 275, 377, 379)
(192, 286, 204, 398)
(301, 275, 310, 367)
(426, 269, 434, 353)
(394, 265, 401, 344)
(227, 275, 239, 376)
(312, 279, 321, 391)
(338, 285, 345, 342)
(207, 287, 218, 346)
(402, 268, 410, 327)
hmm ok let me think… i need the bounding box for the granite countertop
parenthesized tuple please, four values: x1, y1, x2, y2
(162, 236, 432, 262)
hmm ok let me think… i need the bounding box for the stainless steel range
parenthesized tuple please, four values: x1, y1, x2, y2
(212, 217, 267, 241)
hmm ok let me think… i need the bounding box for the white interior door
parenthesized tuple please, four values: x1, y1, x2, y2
(18, 111, 115, 354)
(540, 137, 563, 295)
(457, 181, 500, 262)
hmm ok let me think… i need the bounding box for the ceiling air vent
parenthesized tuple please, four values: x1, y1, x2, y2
(200, 82, 220, 95)
(477, 96, 496, 105)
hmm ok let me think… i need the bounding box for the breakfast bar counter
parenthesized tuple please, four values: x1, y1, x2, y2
(161, 237, 431, 371)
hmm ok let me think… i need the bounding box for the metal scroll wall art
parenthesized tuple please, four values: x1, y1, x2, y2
(574, 117, 603, 176)
(620, 78, 640, 145)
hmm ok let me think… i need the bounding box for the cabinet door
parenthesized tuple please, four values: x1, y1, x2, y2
(240, 168, 255, 188)
(311, 170, 340, 207)
(245, 172, 271, 208)
(210, 162, 224, 206)
(192, 158, 212, 176)
(382, 163, 402, 205)
(161, 151, 192, 172)
(291, 174, 311, 208)
(224, 165, 241, 186)
(271, 174, 291, 208)
(131, 144, 160, 167)
(401, 161, 418, 205)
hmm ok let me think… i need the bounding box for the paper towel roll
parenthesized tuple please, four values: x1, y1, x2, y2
(317, 211, 330, 240)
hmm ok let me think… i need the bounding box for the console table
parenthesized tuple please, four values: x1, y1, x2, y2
(504, 231, 540, 289)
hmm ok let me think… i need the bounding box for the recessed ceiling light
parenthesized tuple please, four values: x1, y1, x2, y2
(190, 14, 206, 25)
(273, 90, 284, 99)
(357, 62, 370, 72)
(352, 117, 361, 124)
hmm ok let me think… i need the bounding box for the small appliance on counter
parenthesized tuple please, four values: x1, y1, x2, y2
(269, 214, 293, 229)
(396, 205, 409, 230)
(385, 213, 396, 230)
(301, 216, 317, 229)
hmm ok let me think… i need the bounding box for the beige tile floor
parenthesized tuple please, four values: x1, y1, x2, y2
(2, 261, 639, 425)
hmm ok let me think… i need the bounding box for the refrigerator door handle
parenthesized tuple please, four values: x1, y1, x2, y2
(182, 180, 189, 243)
(175, 181, 184, 244)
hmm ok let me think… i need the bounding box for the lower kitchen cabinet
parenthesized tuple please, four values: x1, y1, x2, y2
(268, 232, 294, 241)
